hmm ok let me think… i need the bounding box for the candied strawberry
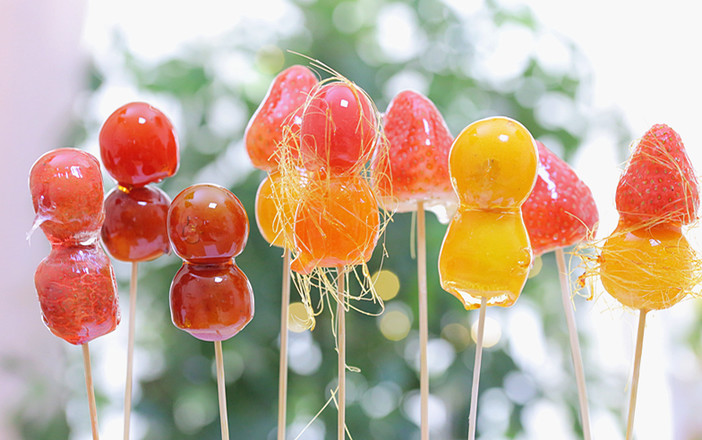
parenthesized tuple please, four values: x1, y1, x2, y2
(615, 124, 699, 226)
(522, 141, 599, 256)
(245, 65, 318, 171)
(373, 90, 453, 209)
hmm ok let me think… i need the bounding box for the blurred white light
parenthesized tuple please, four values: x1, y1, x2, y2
(288, 331, 322, 376)
(383, 70, 430, 101)
(521, 399, 576, 440)
(474, 22, 535, 85)
(403, 391, 448, 431)
(471, 316, 502, 348)
(478, 387, 513, 435)
(375, 3, 425, 62)
(360, 382, 402, 419)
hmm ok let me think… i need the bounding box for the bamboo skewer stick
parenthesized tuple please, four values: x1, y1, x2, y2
(278, 250, 292, 440)
(417, 201, 429, 440)
(626, 309, 648, 440)
(337, 267, 347, 440)
(82, 343, 100, 440)
(214, 340, 230, 440)
(467, 296, 487, 440)
(123, 261, 138, 440)
(555, 248, 591, 440)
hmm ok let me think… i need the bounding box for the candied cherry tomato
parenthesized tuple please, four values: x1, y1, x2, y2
(101, 185, 171, 262)
(170, 262, 254, 341)
(29, 148, 105, 245)
(300, 82, 377, 174)
(34, 244, 120, 344)
(99, 102, 179, 187)
(167, 184, 249, 264)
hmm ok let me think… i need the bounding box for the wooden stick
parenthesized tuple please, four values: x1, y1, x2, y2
(82, 343, 100, 440)
(467, 297, 487, 440)
(626, 309, 648, 440)
(278, 250, 292, 440)
(123, 261, 138, 440)
(555, 249, 591, 440)
(337, 266, 346, 440)
(417, 201, 429, 440)
(214, 340, 230, 440)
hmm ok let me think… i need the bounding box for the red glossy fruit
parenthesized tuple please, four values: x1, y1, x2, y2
(245, 65, 318, 171)
(373, 90, 453, 208)
(99, 102, 179, 187)
(615, 124, 699, 227)
(34, 244, 120, 345)
(522, 141, 599, 256)
(170, 262, 254, 341)
(101, 186, 171, 262)
(29, 148, 105, 245)
(300, 81, 378, 174)
(167, 184, 249, 264)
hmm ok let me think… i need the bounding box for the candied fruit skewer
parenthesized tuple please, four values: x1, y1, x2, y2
(438, 117, 538, 440)
(372, 90, 455, 440)
(99, 101, 179, 440)
(245, 64, 317, 440)
(521, 139, 599, 439)
(168, 184, 255, 440)
(29, 148, 121, 440)
(595, 124, 700, 439)
(286, 77, 381, 439)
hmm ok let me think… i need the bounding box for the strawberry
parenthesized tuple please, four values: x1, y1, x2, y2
(245, 65, 318, 171)
(615, 124, 699, 226)
(522, 141, 599, 256)
(372, 90, 454, 211)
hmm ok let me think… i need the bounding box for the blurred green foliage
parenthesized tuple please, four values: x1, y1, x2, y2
(16, 0, 630, 439)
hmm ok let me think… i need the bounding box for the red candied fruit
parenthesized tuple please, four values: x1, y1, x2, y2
(245, 65, 318, 171)
(101, 186, 171, 262)
(300, 82, 378, 174)
(99, 102, 179, 188)
(167, 184, 249, 264)
(34, 244, 120, 345)
(29, 148, 105, 245)
(170, 262, 254, 341)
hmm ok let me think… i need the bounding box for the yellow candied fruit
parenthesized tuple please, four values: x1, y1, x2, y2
(450, 117, 538, 210)
(600, 223, 696, 310)
(255, 171, 295, 249)
(439, 209, 532, 309)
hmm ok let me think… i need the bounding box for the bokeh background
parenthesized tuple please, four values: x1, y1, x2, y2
(2, 0, 702, 439)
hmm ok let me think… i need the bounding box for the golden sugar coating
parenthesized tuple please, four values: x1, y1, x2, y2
(439, 210, 532, 309)
(600, 223, 699, 310)
(439, 116, 538, 308)
(449, 117, 538, 210)
(255, 171, 295, 249)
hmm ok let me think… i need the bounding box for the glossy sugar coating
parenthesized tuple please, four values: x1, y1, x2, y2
(168, 184, 249, 264)
(170, 262, 254, 341)
(29, 148, 105, 245)
(168, 184, 254, 341)
(373, 90, 455, 214)
(255, 171, 296, 248)
(99, 102, 179, 188)
(300, 81, 377, 174)
(522, 141, 599, 256)
(439, 117, 538, 309)
(101, 185, 171, 262)
(600, 223, 695, 310)
(34, 244, 120, 345)
(291, 174, 379, 274)
(245, 65, 318, 171)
